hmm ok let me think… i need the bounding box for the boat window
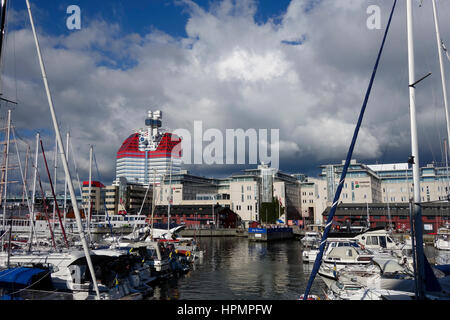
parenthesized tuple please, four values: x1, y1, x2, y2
(347, 249, 353, 257)
(347, 286, 362, 291)
(387, 237, 393, 243)
(368, 236, 379, 245)
(379, 236, 387, 248)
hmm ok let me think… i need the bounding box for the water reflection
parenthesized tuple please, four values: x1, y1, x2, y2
(151, 237, 327, 300)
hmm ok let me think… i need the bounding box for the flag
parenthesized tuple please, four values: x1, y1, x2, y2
(118, 198, 127, 215)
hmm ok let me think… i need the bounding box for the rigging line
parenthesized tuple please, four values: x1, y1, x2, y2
(11, 5, 17, 104)
(11, 125, 35, 233)
(92, 150, 114, 237)
(442, 41, 450, 62)
(411, 87, 437, 164)
(68, 137, 84, 210)
(302, 0, 398, 300)
(40, 139, 69, 248)
(34, 164, 56, 249)
(12, 128, 32, 147)
(416, 1, 441, 166)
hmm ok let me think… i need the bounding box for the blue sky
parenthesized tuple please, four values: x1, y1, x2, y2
(13, 0, 293, 38)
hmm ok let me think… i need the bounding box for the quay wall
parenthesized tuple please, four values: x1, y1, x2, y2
(180, 228, 242, 237)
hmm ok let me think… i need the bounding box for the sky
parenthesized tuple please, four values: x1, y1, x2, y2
(1, 0, 450, 192)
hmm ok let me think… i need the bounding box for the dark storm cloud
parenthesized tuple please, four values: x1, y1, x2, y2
(1, 0, 449, 187)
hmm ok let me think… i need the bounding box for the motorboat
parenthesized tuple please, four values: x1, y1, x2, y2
(326, 279, 415, 300)
(159, 238, 204, 261)
(333, 257, 415, 292)
(302, 238, 369, 264)
(354, 228, 404, 252)
(435, 226, 450, 251)
(317, 240, 374, 287)
(300, 232, 322, 248)
(109, 240, 171, 276)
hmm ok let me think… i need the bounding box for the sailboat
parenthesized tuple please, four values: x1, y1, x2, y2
(0, 0, 156, 300)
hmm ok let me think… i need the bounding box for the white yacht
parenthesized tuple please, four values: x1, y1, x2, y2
(354, 228, 404, 252)
(318, 242, 374, 287)
(333, 257, 415, 291)
(300, 232, 322, 248)
(326, 279, 416, 300)
(434, 226, 450, 251)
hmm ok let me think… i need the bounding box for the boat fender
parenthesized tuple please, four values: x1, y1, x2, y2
(185, 251, 191, 257)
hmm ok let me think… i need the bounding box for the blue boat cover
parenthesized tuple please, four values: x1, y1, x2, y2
(434, 264, 450, 276)
(0, 267, 47, 287)
(0, 294, 23, 300)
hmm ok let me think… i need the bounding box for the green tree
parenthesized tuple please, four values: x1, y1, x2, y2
(260, 197, 284, 224)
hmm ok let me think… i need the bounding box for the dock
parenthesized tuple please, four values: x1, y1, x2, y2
(179, 228, 245, 237)
(247, 226, 294, 241)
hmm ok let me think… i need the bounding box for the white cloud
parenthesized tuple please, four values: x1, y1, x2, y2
(2, 0, 450, 186)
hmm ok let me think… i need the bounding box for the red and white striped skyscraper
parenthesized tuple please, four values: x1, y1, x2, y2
(115, 110, 182, 186)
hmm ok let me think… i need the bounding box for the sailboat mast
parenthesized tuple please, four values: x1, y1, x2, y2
(28, 132, 39, 251)
(0, 0, 8, 89)
(87, 145, 92, 242)
(63, 132, 69, 228)
(25, 0, 100, 299)
(40, 140, 69, 248)
(21, 145, 30, 204)
(406, 0, 425, 299)
(150, 169, 156, 241)
(432, 0, 450, 167)
(52, 136, 57, 230)
(167, 156, 172, 232)
(366, 201, 370, 228)
(133, 170, 151, 237)
(1, 109, 10, 252)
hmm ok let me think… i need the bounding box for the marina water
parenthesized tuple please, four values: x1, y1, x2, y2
(151, 237, 448, 300)
(152, 237, 328, 300)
